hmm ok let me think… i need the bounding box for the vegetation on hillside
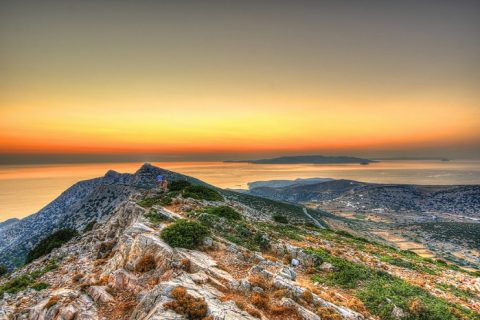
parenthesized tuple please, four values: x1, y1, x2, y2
(272, 213, 289, 224)
(204, 206, 242, 220)
(137, 194, 173, 207)
(0, 264, 7, 277)
(26, 229, 78, 264)
(82, 220, 96, 233)
(161, 220, 210, 249)
(408, 222, 480, 249)
(0, 259, 57, 297)
(144, 209, 171, 225)
(164, 286, 208, 319)
(307, 247, 478, 319)
(182, 185, 223, 201)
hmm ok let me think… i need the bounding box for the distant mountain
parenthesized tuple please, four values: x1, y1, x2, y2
(0, 163, 207, 268)
(226, 155, 375, 164)
(247, 177, 333, 189)
(248, 179, 480, 219)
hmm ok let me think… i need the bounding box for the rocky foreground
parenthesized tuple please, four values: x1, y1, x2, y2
(0, 166, 479, 320)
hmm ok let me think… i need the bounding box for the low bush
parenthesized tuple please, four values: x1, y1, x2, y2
(0, 274, 32, 295)
(0, 264, 7, 277)
(31, 282, 49, 291)
(164, 286, 209, 319)
(137, 194, 172, 208)
(253, 232, 270, 251)
(161, 220, 210, 249)
(255, 222, 304, 241)
(272, 214, 289, 224)
(182, 185, 223, 201)
(144, 209, 170, 225)
(26, 229, 78, 263)
(0, 259, 57, 296)
(82, 220, 96, 233)
(380, 255, 417, 269)
(379, 255, 436, 275)
(206, 206, 241, 220)
(169, 180, 192, 191)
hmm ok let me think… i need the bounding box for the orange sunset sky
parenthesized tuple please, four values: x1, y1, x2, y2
(1, 1, 479, 162)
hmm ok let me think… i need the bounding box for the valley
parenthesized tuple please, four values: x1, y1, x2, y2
(248, 179, 480, 270)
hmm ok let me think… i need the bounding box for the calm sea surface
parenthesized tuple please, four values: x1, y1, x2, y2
(1, 160, 479, 221)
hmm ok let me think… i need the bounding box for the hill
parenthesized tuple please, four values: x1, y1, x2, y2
(0, 164, 478, 319)
(0, 163, 207, 269)
(226, 155, 375, 164)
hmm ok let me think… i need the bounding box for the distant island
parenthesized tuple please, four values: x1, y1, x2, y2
(225, 155, 375, 165)
(374, 157, 450, 161)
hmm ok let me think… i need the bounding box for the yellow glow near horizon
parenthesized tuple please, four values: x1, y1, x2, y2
(1, 1, 479, 158)
(1, 89, 478, 155)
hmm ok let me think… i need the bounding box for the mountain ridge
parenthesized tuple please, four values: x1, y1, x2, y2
(0, 164, 479, 319)
(225, 155, 375, 164)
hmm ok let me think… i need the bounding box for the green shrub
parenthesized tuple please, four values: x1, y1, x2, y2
(0, 274, 32, 295)
(169, 180, 192, 191)
(31, 282, 49, 291)
(272, 214, 289, 224)
(307, 248, 478, 319)
(26, 229, 78, 263)
(83, 220, 96, 233)
(311, 257, 373, 289)
(357, 276, 465, 320)
(145, 209, 170, 225)
(0, 259, 57, 296)
(137, 194, 172, 208)
(256, 222, 304, 241)
(253, 232, 270, 251)
(380, 255, 417, 269)
(182, 185, 223, 201)
(0, 264, 7, 277)
(206, 206, 241, 220)
(196, 212, 218, 228)
(161, 220, 210, 249)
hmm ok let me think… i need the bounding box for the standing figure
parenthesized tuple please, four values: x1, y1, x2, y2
(156, 175, 168, 192)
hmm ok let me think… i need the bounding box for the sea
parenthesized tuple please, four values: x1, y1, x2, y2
(1, 160, 479, 221)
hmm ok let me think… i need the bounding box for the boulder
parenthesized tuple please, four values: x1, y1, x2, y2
(278, 267, 297, 281)
(86, 286, 113, 303)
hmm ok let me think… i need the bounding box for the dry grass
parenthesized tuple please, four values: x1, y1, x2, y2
(164, 286, 209, 320)
(251, 292, 270, 309)
(97, 287, 138, 320)
(135, 254, 156, 272)
(316, 306, 342, 320)
(301, 290, 314, 304)
(220, 293, 262, 319)
(180, 258, 191, 272)
(272, 289, 289, 299)
(44, 295, 60, 309)
(262, 253, 279, 262)
(248, 274, 271, 291)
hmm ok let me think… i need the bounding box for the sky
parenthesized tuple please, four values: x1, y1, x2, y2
(1, 0, 479, 163)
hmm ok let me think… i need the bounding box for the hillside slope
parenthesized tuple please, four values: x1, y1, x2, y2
(1, 165, 479, 320)
(0, 164, 207, 269)
(249, 180, 480, 219)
